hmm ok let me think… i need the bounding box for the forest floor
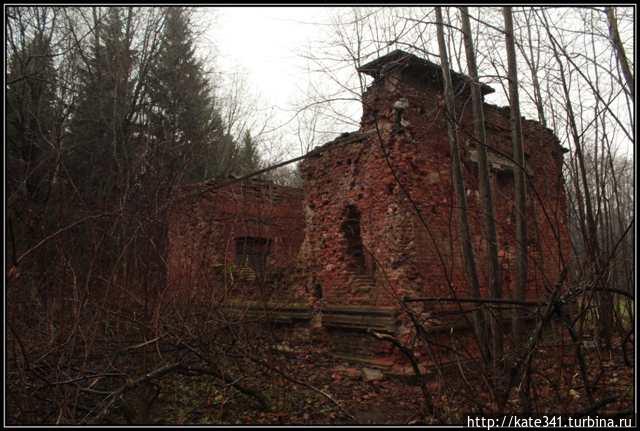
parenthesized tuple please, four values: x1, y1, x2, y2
(152, 339, 424, 425)
(148, 333, 634, 425)
(6, 321, 634, 425)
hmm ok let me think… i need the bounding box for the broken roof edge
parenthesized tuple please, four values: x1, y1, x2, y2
(173, 176, 304, 206)
(305, 130, 376, 158)
(167, 179, 304, 213)
(357, 49, 495, 96)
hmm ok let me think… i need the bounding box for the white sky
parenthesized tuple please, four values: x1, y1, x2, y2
(201, 6, 634, 161)
(204, 6, 347, 160)
(207, 7, 331, 111)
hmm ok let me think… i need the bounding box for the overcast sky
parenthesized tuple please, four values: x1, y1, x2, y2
(202, 6, 634, 161)
(208, 7, 329, 110)
(203, 6, 344, 160)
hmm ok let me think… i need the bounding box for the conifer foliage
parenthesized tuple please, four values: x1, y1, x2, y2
(148, 7, 236, 183)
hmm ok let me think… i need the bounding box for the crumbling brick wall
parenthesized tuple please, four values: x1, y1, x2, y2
(166, 178, 305, 303)
(299, 50, 571, 309)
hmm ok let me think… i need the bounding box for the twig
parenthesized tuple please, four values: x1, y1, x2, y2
(175, 341, 270, 411)
(15, 211, 119, 266)
(251, 356, 356, 422)
(369, 329, 439, 422)
(575, 395, 618, 417)
(85, 361, 180, 424)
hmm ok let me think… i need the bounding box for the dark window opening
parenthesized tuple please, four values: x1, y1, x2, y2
(496, 169, 514, 188)
(235, 237, 272, 275)
(313, 282, 323, 299)
(385, 183, 395, 195)
(341, 205, 366, 274)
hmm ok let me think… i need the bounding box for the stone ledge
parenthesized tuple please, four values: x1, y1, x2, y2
(322, 305, 398, 333)
(222, 301, 313, 323)
(219, 302, 400, 332)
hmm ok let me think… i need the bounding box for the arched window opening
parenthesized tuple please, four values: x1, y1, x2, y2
(341, 205, 366, 273)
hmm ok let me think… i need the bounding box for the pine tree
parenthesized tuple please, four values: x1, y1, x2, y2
(237, 130, 262, 175)
(147, 7, 233, 183)
(7, 33, 57, 201)
(68, 7, 135, 200)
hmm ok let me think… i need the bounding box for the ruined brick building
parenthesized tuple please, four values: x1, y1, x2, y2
(298, 50, 570, 308)
(167, 178, 305, 302)
(167, 50, 570, 364)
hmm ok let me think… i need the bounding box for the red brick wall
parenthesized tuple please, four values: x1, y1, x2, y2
(166, 179, 305, 302)
(299, 66, 570, 307)
(165, 61, 571, 314)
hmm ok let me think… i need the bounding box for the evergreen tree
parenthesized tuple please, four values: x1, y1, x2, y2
(68, 7, 135, 200)
(237, 130, 262, 175)
(7, 33, 57, 201)
(148, 7, 234, 183)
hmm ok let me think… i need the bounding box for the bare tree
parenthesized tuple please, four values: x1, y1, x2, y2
(502, 6, 528, 347)
(460, 7, 503, 367)
(434, 5, 486, 365)
(503, 5, 530, 411)
(606, 7, 634, 102)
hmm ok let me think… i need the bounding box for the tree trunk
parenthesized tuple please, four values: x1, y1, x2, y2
(606, 7, 634, 102)
(539, 9, 611, 348)
(503, 6, 530, 412)
(503, 6, 528, 346)
(459, 6, 503, 369)
(435, 6, 487, 363)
